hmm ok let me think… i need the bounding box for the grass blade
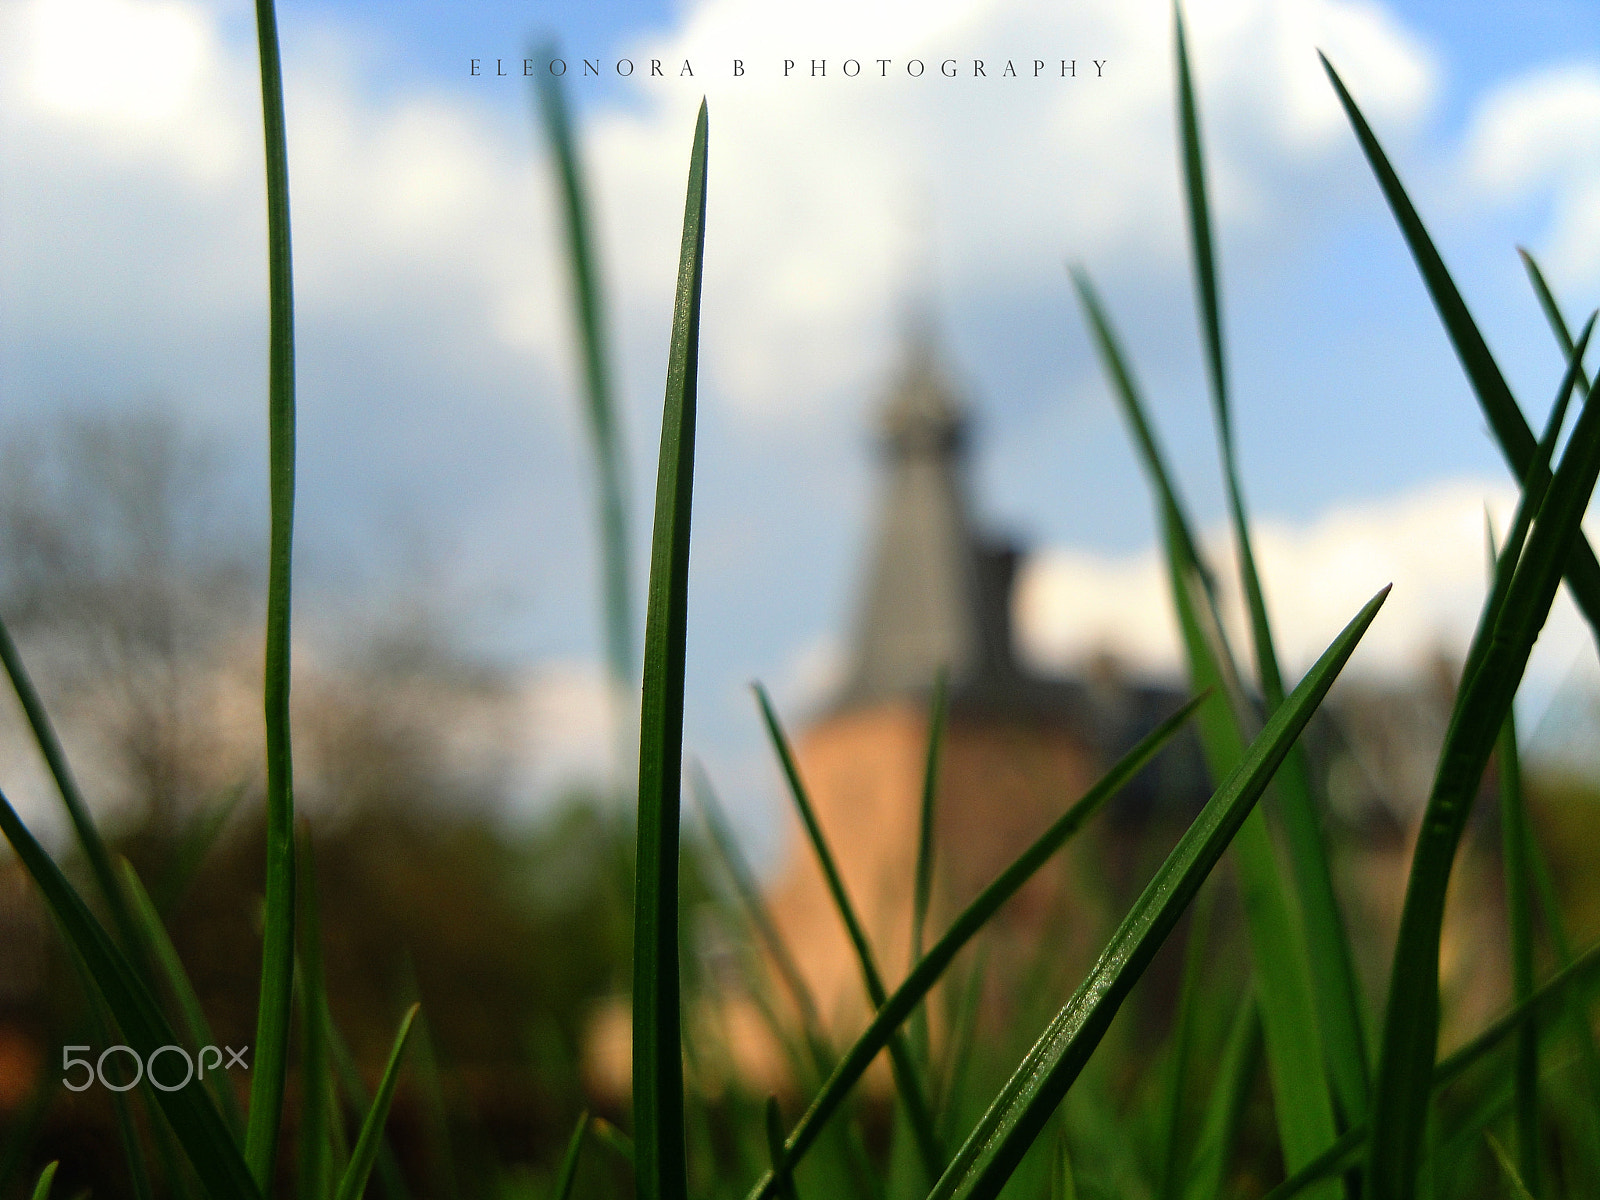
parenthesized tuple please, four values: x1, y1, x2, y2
(246, 0, 299, 1187)
(910, 671, 949, 1070)
(925, 587, 1387, 1200)
(533, 40, 634, 694)
(754, 683, 943, 1181)
(1498, 694, 1539, 1193)
(911, 670, 950, 968)
(1365, 364, 1600, 1199)
(30, 1162, 58, 1200)
(1322, 54, 1600, 650)
(742, 693, 1207, 1200)
(334, 1003, 420, 1200)
(766, 1098, 800, 1200)
(1154, 885, 1213, 1200)
(692, 764, 833, 1075)
(1183, 989, 1260, 1200)
(1177, 6, 1370, 1121)
(1487, 1132, 1537, 1200)
(556, 1112, 590, 1200)
(327, 1020, 411, 1200)
(0, 618, 144, 959)
(119, 858, 247, 1137)
(1266, 939, 1600, 1200)
(633, 98, 708, 1200)
(1519, 249, 1594, 396)
(1075, 266, 1341, 1186)
(0, 788, 259, 1198)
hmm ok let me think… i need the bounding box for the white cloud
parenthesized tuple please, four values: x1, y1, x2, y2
(1016, 476, 1597, 690)
(1462, 62, 1600, 287)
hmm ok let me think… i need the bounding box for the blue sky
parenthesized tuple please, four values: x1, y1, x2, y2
(2, 0, 1598, 840)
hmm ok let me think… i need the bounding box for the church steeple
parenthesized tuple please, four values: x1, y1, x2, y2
(837, 334, 1019, 710)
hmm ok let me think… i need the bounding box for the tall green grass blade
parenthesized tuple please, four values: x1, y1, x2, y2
(0, 618, 144, 959)
(925, 587, 1387, 1200)
(1266, 939, 1600, 1200)
(633, 98, 708, 1200)
(1075, 267, 1341, 1186)
(334, 1003, 420, 1200)
(1497, 694, 1539, 1193)
(742, 693, 1206, 1200)
(1155, 886, 1213, 1200)
(556, 1112, 590, 1200)
(1365, 364, 1600, 1200)
(75, 958, 155, 1200)
(534, 41, 634, 695)
(247, 0, 299, 1187)
(1183, 990, 1260, 1200)
(754, 684, 943, 1181)
(1177, 7, 1370, 1121)
(1519, 249, 1594, 396)
(29, 1162, 58, 1200)
(0, 789, 260, 1199)
(1322, 54, 1600, 649)
(119, 858, 247, 1137)
(298, 827, 333, 1200)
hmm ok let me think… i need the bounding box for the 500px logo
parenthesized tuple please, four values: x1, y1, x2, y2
(62, 1044, 250, 1093)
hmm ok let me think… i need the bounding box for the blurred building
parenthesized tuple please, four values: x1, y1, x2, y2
(758, 335, 1210, 1051)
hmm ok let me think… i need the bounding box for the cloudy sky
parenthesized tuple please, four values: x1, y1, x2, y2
(1, 0, 1597, 841)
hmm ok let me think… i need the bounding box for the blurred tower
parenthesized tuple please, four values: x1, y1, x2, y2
(761, 334, 1198, 1048)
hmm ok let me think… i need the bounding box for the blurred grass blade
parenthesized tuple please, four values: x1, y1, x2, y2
(766, 1099, 799, 1200)
(1524, 808, 1600, 1160)
(1366, 368, 1600, 1200)
(912, 670, 949, 966)
(754, 683, 943, 1179)
(1075, 266, 1342, 1183)
(1486, 1132, 1537, 1200)
(153, 782, 245, 914)
(742, 692, 1207, 1200)
(1497, 693, 1539, 1193)
(925, 587, 1386, 1200)
(1184, 990, 1260, 1200)
(298, 827, 333, 1200)
(1267, 939, 1600, 1200)
(1322, 54, 1600, 649)
(1177, 5, 1370, 1121)
(119, 858, 247, 1138)
(692, 764, 834, 1076)
(334, 1003, 420, 1200)
(592, 1117, 637, 1168)
(30, 1162, 57, 1200)
(247, 0, 299, 1187)
(910, 670, 950, 1066)
(1155, 886, 1213, 1200)
(0, 618, 143, 958)
(0, 788, 259, 1199)
(633, 98, 708, 1200)
(1519, 249, 1594, 395)
(937, 948, 988, 1146)
(556, 1113, 590, 1200)
(533, 40, 634, 693)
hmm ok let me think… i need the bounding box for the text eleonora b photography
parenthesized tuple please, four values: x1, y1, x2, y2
(470, 55, 1108, 81)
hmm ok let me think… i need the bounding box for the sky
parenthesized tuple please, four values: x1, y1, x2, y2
(1, 0, 1598, 852)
